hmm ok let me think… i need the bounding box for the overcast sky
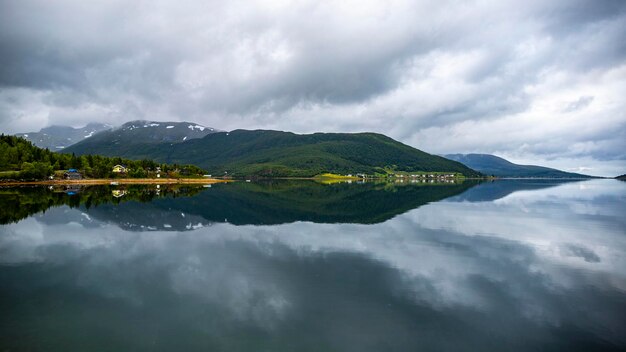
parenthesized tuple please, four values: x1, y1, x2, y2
(1, 0, 625, 176)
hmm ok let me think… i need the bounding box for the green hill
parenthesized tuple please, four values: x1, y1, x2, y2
(444, 153, 593, 178)
(65, 129, 481, 177)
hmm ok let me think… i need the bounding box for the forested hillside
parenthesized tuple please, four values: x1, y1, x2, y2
(66, 129, 482, 177)
(0, 135, 204, 180)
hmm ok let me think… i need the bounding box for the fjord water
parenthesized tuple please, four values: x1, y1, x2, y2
(0, 180, 625, 351)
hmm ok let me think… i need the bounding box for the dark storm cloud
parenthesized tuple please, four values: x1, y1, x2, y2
(0, 0, 625, 175)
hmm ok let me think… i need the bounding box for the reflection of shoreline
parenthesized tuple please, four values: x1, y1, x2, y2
(0, 178, 230, 186)
(0, 181, 478, 227)
(0, 184, 206, 225)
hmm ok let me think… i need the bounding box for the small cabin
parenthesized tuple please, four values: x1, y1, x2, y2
(64, 169, 82, 180)
(112, 165, 127, 173)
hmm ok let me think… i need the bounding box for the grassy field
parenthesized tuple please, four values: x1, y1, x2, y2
(314, 173, 361, 179)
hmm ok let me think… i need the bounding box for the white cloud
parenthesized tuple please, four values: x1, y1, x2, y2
(0, 0, 624, 175)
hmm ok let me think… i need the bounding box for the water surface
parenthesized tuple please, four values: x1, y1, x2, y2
(1, 179, 625, 351)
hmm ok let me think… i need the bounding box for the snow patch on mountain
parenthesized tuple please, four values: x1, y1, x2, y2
(188, 124, 205, 131)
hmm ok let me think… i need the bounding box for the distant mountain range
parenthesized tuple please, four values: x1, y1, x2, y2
(18, 120, 599, 179)
(444, 153, 594, 178)
(64, 120, 221, 152)
(64, 128, 481, 177)
(16, 123, 111, 150)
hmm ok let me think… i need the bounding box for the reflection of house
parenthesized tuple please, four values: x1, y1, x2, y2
(112, 165, 127, 173)
(64, 169, 82, 180)
(64, 185, 82, 195)
(112, 189, 127, 198)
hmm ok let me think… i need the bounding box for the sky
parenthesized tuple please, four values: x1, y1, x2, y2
(1, 0, 625, 176)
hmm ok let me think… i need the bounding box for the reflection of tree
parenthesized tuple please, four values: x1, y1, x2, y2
(140, 180, 477, 225)
(0, 185, 204, 225)
(1, 181, 477, 227)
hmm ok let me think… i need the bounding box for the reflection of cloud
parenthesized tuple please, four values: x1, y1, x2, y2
(0, 180, 625, 349)
(559, 243, 601, 263)
(169, 244, 292, 328)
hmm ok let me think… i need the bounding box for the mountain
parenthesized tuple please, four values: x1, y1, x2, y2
(444, 153, 594, 178)
(616, 174, 626, 180)
(65, 129, 482, 177)
(15, 123, 111, 150)
(59, 120, 220, 155)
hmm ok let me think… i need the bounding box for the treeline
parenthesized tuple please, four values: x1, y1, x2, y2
(0, 185, 204, 225)
(0, 135, 205, 180)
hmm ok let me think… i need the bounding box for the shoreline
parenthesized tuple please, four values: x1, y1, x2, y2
(0, 178, 231, 186)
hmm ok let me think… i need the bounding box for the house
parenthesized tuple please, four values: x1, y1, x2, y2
(64, 169, 82, 180)
(112, 164, 127, 173)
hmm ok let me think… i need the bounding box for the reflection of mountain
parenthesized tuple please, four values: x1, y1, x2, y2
(444, 153, 594, 178)
(447, 179, 583, 202)
(86, 180, 475, 227)
(2, 181, 476, 228)
(85, 201, 211, 231)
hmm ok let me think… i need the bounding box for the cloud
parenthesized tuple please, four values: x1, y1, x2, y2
(562, 96, 594, 113)
(0, 0, 625, 175)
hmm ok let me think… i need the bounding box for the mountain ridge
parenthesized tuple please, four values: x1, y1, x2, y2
(14, 120, 221, 151)
(444, 153, 595, 178)
(65, 128, 482, 177)
(16, 123, 112, 150)
(74, 120, 221, 147)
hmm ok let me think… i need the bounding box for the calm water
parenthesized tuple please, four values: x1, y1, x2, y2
(0, 179, 625, 351)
